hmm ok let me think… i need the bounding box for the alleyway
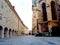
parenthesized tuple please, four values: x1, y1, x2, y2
(0, 36, 60, 45)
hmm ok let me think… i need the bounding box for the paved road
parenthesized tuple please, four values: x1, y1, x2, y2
(0, 36, 60, 45)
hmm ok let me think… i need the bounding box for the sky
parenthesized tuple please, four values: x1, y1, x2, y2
(9, 0, 32, 30)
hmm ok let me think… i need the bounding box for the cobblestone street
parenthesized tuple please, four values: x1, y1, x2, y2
(0, 36, 60, 45)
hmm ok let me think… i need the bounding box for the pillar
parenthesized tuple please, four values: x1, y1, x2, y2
(10, 31, 12, 37)
(2, 29, 4, 38)
(7, 30, 9, 38)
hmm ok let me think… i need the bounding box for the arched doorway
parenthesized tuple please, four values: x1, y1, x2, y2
(42, 3, 47, 21)
(12, 30, 14, 36)
(51, 1, 57, 20)
(4, 27, 8, 38)
(0, 26, 3, 38)
(9, 29, 11, 37)
(15, 31, 17, 36)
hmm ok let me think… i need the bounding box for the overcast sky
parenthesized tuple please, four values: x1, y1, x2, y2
(9, 0, 32, 30)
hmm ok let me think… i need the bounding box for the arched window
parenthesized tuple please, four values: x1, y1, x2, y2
(51, 1, 57, 20)
(42, 3, 47, 21)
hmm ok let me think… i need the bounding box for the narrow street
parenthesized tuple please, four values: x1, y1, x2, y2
(0, 36, 60, 45)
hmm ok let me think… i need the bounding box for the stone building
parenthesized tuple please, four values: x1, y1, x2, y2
(32, 0, 60, 36)
(0, 0, 28, 38)
(32, 0, 39, 35)
(18, 20, 29, 36)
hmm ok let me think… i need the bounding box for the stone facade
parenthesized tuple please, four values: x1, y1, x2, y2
(0, 0, 28, 38)
(32, 0, 40, 35)
(18, 20, 29, 36)
(32, 0, 60, 35)
(32, 7, 38, 35)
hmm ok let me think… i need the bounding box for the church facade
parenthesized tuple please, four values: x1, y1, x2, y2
(32, 0, 60, 36)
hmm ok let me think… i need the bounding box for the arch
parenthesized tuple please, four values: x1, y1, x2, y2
(9, 29, 11, 31)
(0, 26, 3, 38)
(0, 26, 3, 30)
(12, 30, 15, 36)
(15, 31, 17, 36)
(4, 27, 8, 37)
(51, 1, 57, 20)
(12, 30, 14, 32)
(15, 31, 17, 33)
(42, 3, 47, 21)
(4, 27, 8, 31)
(9, 29, 11, 37)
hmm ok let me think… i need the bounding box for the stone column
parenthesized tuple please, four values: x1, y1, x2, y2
(7, 30, 9, 38)
(2, 29, 4, 38)
(14, 31, 16, 37)
(12, 30, 15, 37)
(10, 31, 12, 37)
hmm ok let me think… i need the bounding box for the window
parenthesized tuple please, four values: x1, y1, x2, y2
(0, 14, 2, 20)
(42, 3, 47, 21)
(1, 3, 4, 9)
(51, 1, 57, 20)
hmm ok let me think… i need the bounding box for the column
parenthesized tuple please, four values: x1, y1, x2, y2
(2, 29, 4, 38)
(10, 31, 12, 37)
(7, 30, 9, 38)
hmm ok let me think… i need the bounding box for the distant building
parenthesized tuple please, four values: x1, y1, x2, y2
(29, 30, 32, 35)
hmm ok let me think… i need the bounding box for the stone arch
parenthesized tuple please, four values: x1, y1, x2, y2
(0, 26, 3, 38)
(0, 26, 3, 30)
(51, 1, 57, 20)
(15, 31, 17, 36)
(4, 27, 8, 37)
(9, 29, 12, 37)
(12, 30, 14, 36)
(15, 31, 17, 33)
(12, 30, 14, 32)
(42, 2, 47, 21)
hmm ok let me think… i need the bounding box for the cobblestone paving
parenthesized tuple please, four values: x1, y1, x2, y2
(0, 36, 60, 45)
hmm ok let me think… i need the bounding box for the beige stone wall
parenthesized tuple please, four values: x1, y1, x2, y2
(38, 0, 58, 22)
(0, 0, 29, 37)
(32, 0, 59, 34)
(32, 6, 39, 34)
(18, 19, 29, 36)
(23, 26, 29, 35)
(0, 0, 18, 31)
(21, 25, 29, 35)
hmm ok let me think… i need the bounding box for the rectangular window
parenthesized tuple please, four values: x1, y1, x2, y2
(1, 2, 4, 9)
(0, 14, 2, 20)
